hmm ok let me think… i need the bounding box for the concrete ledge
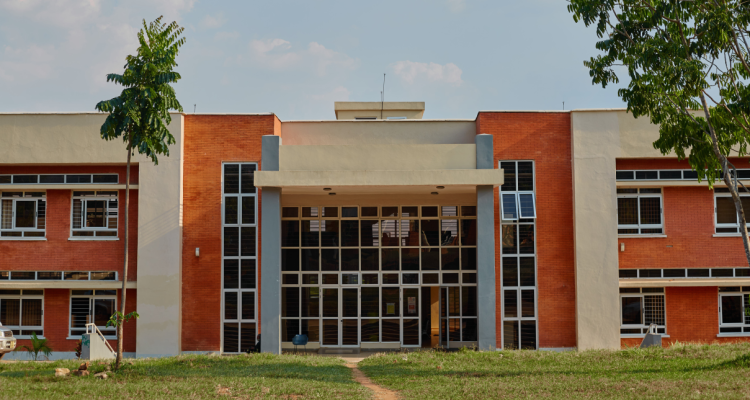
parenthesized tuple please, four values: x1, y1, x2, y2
(0, 281, 136, 289)
(616, 180, 750, 187)
(620, 278, 750, 287)
(2, 351, 136, 361)
(255, 169, 504, 187)
(0, 184, 138, 190)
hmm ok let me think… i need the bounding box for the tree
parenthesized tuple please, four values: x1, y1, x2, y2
(17, 332, 52, 361)
(568, 0, 750, 267)
(95, 16, 185, 369)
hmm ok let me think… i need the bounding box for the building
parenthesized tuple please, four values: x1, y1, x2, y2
(0, 103, 748, 359)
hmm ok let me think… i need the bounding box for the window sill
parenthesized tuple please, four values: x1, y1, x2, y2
(713, 234, 742, 238)
(0, 237, 46, 241)
(13, 336, 46, 340)
(68, 237, 119, 241)
(621, 334, 670, 339)
(66, 336, 117, 340)
(618, 234, 667, 239)
(717, 333, 750, 337)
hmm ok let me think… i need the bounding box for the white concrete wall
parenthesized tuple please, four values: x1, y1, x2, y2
(280, 120, 476, 145)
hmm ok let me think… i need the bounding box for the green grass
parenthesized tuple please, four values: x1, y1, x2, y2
(0, 353, 369, 399)
(357, 343, 750, 399)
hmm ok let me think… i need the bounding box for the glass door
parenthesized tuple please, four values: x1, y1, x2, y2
(402, 288, 420, 347)
(322, 288, 339, 346)
(439, 287, 460, 349)
(341, 288, 359, 346)
(322, 287, 359, 347)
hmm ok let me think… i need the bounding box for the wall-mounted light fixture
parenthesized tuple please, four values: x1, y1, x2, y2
(195, 247, 200, 257)
(436, 186, 445, 189)
(431, 192, 439, 195)
(620, 243, 625, 252)
(329, 193, 337, 196)
(323, 188, 332, 191)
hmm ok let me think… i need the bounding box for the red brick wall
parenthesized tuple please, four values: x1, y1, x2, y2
(617, 158, 749, 270)
(181, 114, 278, 352)
(476, 112, 577, 349)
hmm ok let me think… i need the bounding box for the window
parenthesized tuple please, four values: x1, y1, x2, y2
(619, 288, 665, 335)
(1, 192, 46, 238)
(718, 287, 750, 334)
(69, 290, 116, 338)
(500, 162, 536, 221)
(617, 188, 663, 235)
(0, 174, 118, 185)
(222, 163, 258, 353)
(715, 188, 750, 234)
(500, 161, 538, 350)
(71, 191, 118, 238)
(0, 289, 44, 337)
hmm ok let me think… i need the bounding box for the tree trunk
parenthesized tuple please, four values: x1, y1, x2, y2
(116, 136, 133, 370)
(698, 94, 750, 267)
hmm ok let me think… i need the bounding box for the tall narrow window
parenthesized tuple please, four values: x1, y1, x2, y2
(715, 188, 750, 234)
(617, 188, 663, 235)
(500, 161, 538, 350)
(619, 288, 666, 335)
(0, 290, 44, 337)
(71, 191, 118, 238)
(0, 192, 46, 239)
(222, 163, 257, 353)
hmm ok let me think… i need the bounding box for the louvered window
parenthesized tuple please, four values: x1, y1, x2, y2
(70, 191, 118, 238)
(0, 192, 46, 239)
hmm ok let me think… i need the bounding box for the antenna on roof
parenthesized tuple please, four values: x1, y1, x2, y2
(562, 101, 565, 110)
(381, 73, 386, 119)
(194, 104, 196, 114)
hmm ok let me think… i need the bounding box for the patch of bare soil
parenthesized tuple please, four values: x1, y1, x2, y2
(345, 363, 399, 400)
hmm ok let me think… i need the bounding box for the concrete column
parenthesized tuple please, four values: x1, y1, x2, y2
(261, 135, 282, 354)
(475, 134, 496, 350)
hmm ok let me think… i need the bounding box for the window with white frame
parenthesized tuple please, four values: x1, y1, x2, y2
(719, 286, 750, 334)
(619, 288, 666, 335)
(69, 290, 117, 338)
(1, 192, 46, 238)
(617, 188, 663, 235)
(71, 191, 118, 238)
(0, 289, 44, 337)
(500, 161, 538, 350)
(222, 163, 258, 353)
(714, 188, 750, 234)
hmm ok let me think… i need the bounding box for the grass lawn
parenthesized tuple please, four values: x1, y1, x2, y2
(0, 353, 369, 399)
(358, 343, 750, 399)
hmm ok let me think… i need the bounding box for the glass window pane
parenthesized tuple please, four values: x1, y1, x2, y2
(223, 227, 239, 257)
(462, 287, 477, 317)
(521, 290, 535, 317)
(639, 197, 661, 225)
(224, 197, 238, 224)
(341, 249, 359, 271)
(361, 287, 379, 317)
(401, 206, 418, 218)
(502, 257, 518, 287)
(71, 199, 82, 229)
(381, 206, 398, 217)
(382, 288, 400, 317)
(403, 319, 419, 345)
(400, 220, 419, 246)
(518, 194, 536, 218)
(519, 225, 534, 254)
(520, 321, 536, 349)
(382, 319, 399, 342)
(342, 289, 358, 318)
(361, 207, 378, 217)
(224, 323, 239, 352)
(240, 227, 256, 256)
(302, 319, 318, 342)
(461, 248, 476, 270)
(461, 220, 477, 246)
(282, 319, 299, 342)
(361, 220, 379, 247)
(722, 295, 743, 324)
(241, 292, 255, 320)
(322, 207, 338, 217)
(241, 259, 256, 289)
(382, 249, 399, 271)
(621, 297, 642, 325)
(321, 249, 339, 271)
(302, 207, 318, 218)
(501, 162, 517, 191)
(301, 287, 320, 317)
(281, 221, 300, 247)
(0, 299, 20, 326)
(93, 299, 115, 327)
(402, 248, 420, 271)
(441, 220, 458, 246)
(301, 249, 320, 272)
(223, 259, 239, 289)
(1, 199, 12, 229)
(323, 274, 339, 285)
(381, 220, 399, 246)
(240, 164, 256, 194)
(36, 200, 45, 230)
(504, 290, 518, 318)
(503, 321, 518, 349)
(69, 298, 89, 328)
(617, 198, 638, 225)
(520, 257, 535, 286)
(502, 225, 517, 255)
(225, 292, 239, 320)
(422, 206, 438, 217)
(361, 319, 379, 342)
(421, 220, 439, 246)
(282, 207, 298, 218)
(361, 249, 379, 271)
(282, 249, 300, 271)
(241, 197, 255, 224)
(241, 323, 256, 352)
(224, 165, 239, 194)
(440, 248, 459, 270)
(501, 194, 518, 220)
(341, 221, 359, 246)
(302, 220, 320, 247)
(517, 162, 533, 191)
(15, 201, 36, 228)
(342, 207, 358, 218)
(320, 220, 339, 247)
(323, 288, 338, 318)
(342, 319, 358, 345)
(281, 288, 299, 318)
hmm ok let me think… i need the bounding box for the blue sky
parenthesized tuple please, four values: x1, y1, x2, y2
(0, 0, 628, 119)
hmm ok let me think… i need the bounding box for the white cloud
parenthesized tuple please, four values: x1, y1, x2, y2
(392, 61, 464, 86)
(446, 0, 466, 13)
(200, 13, 225, 29)
(248, 39, 358, 76)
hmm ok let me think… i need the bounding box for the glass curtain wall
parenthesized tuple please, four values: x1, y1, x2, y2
(280, 205, 478, 347)
(500, 161, 539, 349)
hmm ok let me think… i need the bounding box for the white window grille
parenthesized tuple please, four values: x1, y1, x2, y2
(69, 290, 117, 339)
(714, 188, 750, 234)
(619, 287, 666, 336)
(0, 289, 44, 338)
(0, 192, 46, 239)
(617, 188, 663, 235)
(718, 287, 750, 334)
(71, 191, 118, 238)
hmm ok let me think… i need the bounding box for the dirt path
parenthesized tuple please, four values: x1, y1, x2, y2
(345, 363, 399, 400)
